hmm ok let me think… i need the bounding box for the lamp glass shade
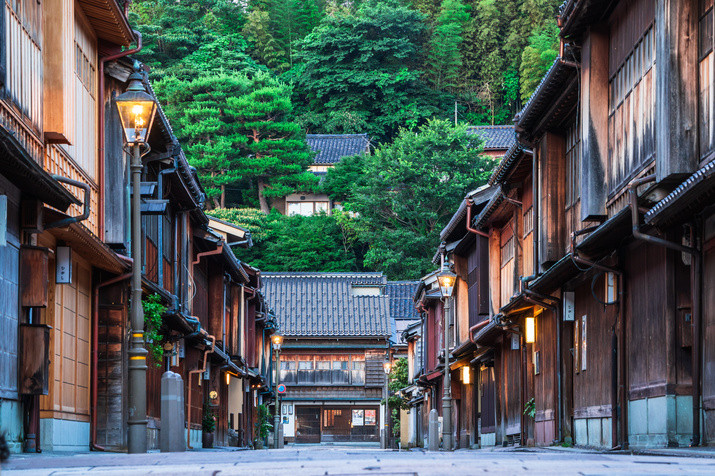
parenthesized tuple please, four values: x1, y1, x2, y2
(462, 366, 470, 385)
(225, 372, 230, 386)
(115, 91, 157, 145)
(383, 361, 391, 374)
(525, 317, 536, 344)
(437, 265, 457, 298)
(271, 333, 283, 350)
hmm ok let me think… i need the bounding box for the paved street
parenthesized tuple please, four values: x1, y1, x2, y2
(2, 446, 714, 476)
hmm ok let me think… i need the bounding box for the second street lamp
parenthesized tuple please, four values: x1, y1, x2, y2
(381, 360, 391, 449)
(115, 62, 157, 454)
(272, 332, 283, 449)
(437, 261, 457, 451)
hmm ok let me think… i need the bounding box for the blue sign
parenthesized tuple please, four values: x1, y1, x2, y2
(277, 384, 286, 394)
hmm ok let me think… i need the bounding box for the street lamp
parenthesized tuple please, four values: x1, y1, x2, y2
(437, 261, 456, 451)
(115, 62, 157, 454)
(381, 360, 391, 449)
(272, 332, 283, 449)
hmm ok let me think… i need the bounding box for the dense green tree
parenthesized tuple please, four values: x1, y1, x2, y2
(243, 8, 289, 71)
(130, 0, 247, 77)
(519, 19, 559, 102)
(208, 209, 365, 272)
(322, 153, 368, 203)
(344, 119, 494, 279)
(292, 0, 443, 142)
(425, 0, 469, 92)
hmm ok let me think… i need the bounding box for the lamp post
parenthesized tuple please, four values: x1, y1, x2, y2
(115, 62, 157, 454)
(381, 360, 391, 449)
(437, 261, 457, 451)
(271, 332, 283, 449)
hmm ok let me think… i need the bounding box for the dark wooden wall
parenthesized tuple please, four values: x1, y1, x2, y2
(572, 278, 616, 417)
(533, 309, 557, 445)
(703, 229, 715, 445)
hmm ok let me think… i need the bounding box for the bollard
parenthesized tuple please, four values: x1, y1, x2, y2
(428, 409, 439, 451)
(160, 371, 185, 452)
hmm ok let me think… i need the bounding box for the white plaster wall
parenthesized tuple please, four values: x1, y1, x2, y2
(40, 419, 89, 451)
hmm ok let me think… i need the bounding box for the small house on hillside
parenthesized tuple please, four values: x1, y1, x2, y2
(285, 134, 370, 216)
(467, 125, 515, 159)
(261, 272, 390, 444)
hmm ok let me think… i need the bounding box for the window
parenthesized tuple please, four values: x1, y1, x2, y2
(351, 356, 365, 385)
(700, 0, 714, 156)
(608, 23, 656, 191)
(316, 358, 332, 384)
(280, 360, 296, 384)
(565, 121, 581, 207)
(297, 358, 314, 384)
(500, 228, 515, 306)
(287, 200, 330, 216)
(523, 207, 533, 237)
(332, 357, 349, 384)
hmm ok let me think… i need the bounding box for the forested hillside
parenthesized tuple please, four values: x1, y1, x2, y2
(129, 0, 561, 279)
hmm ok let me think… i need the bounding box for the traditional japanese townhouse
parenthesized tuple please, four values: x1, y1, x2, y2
(387, 281, 421, 361)
(96, 60, 267, 451)
(483, 0, 713, 450)
(261, 272, 391, 444)
(0, 0, 138, 453)
(283, 134, 370, 216)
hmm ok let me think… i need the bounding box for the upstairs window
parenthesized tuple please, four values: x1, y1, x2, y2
(565, 121, 581, 208)
(700, 0, 714, 157)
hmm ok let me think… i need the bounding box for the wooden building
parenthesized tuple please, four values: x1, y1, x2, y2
(261, 272, 391, 444)
(407, 0, 715, 451)
(0, 0, 268, 453)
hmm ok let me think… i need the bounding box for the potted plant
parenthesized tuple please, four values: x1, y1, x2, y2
(254, 404, 272, 449)
(202, 404, 216, 449)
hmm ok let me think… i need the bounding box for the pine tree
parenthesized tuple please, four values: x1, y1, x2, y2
(230, 73, 317, 212)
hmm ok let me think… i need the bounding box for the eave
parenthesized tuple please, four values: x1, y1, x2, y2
(645, 160, 715, 227)
(77, 0, 134, 47)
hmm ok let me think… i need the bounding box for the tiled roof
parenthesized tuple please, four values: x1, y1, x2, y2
(386, 281, 421, 321)
(261, 272, 390, 337)
(467, 126, 515, 151)
(306, 134, 370, 165)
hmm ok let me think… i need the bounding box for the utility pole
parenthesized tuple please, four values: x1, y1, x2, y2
(454, 100, 458, 126)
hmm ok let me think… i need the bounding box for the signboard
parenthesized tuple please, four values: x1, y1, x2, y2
(364, 409, 376, 425)
(277, 384, 286, 394)
(352, 409, 364, 426)
(56, 246, 72, 284)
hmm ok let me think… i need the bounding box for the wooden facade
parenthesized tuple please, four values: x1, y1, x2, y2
(0, 0, 267, 454)
(408, 0, 715, 451)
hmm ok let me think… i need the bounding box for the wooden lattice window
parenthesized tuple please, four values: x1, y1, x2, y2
(700, 0, 714, 156)
(565, 121, 581, 207)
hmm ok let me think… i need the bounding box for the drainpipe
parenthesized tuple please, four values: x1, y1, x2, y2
(187, 334, 215, 449)
(523, 289, 562, 444)
(98, 31, 142, 241)
(628, 175, 701, 446)
(45, 176, 91, 229)
(193, 244, 223, 265)
(91, 271, 132, 451)
(570, 227, 625, 450)
(157, 159, 177, 291)
(465, 198, 489, 237)
(468, 319, 491, 344)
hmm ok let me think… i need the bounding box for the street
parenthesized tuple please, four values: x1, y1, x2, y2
(1, 446, 714, 476)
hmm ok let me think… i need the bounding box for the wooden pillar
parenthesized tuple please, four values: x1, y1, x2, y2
(537, 133, 566, 269)
(580, 27, 609, 221)
(655, 0, 698, 181)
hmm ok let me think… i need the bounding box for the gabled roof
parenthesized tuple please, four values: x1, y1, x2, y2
(387, 281, 421, 321)
(306, 134, 370, 165)
(261, 272, 390, 338)
(467, 126, 515, 151)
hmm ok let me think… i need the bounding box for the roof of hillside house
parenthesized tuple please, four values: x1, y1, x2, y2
(306, 134, 371, 165)
(261, 272, 390, 337)
(387, 281, 421, 321)
(467, 125, 515, 151)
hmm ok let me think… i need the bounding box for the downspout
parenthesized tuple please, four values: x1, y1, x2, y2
(157, 159, 177, 292)
(187, 334, 215, 449)
(223, 274, 229, 353)
(628, 175, 701, 446)
(98, 31, 142, 241)
(465, 198, 490, 237)
(571, 227, 624, 450)
(45, 176, 91, 229)
(523, 289, 562, 444)
(468, 319, 491, 344)
(91, 271, 132, 451)
(193, 244, 223, 265)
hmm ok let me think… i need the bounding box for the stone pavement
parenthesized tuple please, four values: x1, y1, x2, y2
(1, 445, 714, 475)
